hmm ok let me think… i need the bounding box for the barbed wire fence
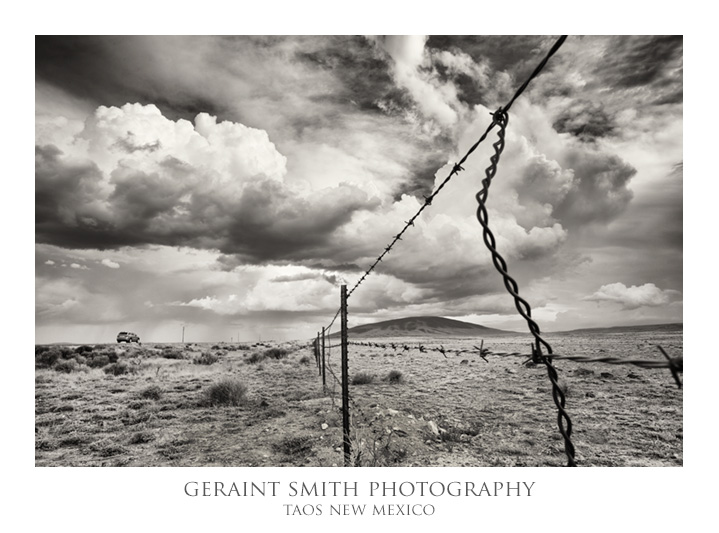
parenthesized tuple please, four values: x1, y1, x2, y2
(307, 35, 682, 467)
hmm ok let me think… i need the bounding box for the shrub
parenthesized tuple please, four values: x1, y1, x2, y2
(263, 347, 289, 360)
(87, 354, 111, 368)
(203, 379, 248, 406)
(36, 348, 60, 368)
(104, 362, 133, 376)
(161, 347, 185, 360)
(193, 352, 219, 365)
(386, 370, 404, 384)
(35, 346, 51, 355)
(247, 351, 265, 364)
(351, 372, 375, 385)
(298, 356, 311, 365)
(54, 359, 79, 373)
(140, 385, 163, 400)
(59, 347, 75, 359)
(75, 345, 94, 354)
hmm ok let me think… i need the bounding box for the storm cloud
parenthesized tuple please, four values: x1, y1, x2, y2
(35, 36, 683, 342)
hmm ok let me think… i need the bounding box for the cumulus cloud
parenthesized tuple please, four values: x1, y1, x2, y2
(36, 103, 380, 259)
(45, 260, 55, 265)
(101, 258, 120, 268)
(70, 263, 88, 270)
(584, 282, 679, 310)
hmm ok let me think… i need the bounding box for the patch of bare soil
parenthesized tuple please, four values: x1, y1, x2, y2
(35, 330, 682, 467)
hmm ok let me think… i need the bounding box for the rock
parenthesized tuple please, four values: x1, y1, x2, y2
(460, 359, 469, 365)
(426, 420, 440, 436)
(321, 423, 329, 430)
(574, 368, 594, 377)
(505, 368, 517, 374)
(627, 372, 641, 379)
(600, 372, 615, 379)
(585, 391, 596, 398)
(387, 408, 399, 416)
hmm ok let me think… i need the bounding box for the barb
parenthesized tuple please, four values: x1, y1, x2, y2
(345, 36, 567, 299)
(346, 338, 683, 383)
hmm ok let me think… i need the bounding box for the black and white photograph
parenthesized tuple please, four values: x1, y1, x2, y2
(34, 34, 683, 470)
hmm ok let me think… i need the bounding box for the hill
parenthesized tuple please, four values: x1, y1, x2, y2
(334, 316, 516, 338)
(554, 323, 683, 335)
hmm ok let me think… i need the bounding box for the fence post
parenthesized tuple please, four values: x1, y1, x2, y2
(321, 326, 326, 390)
(316, 332, 320, 371)
(340, 284, 351, 466)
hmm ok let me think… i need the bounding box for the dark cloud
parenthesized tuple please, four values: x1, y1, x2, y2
(36, 139, 381, 261)
(595, 36, 682, 90)
(306, 262, 361, 272)
(427, 35, 558, 106)
(35, 145, 120, 248)
(427, 35, 550, 74)
(553, 100, 616, 141)
(554, 150, 636, 226)
(36, 36, 227, 122)
(392, 152, 450, 200)
(296, 36, 396, 113)
(222, 180, 381, 262)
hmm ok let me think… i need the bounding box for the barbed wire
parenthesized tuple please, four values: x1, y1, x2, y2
(345, 340, 682, 384)
(319, 37, 569, 341)
(341, 36, 567, 301)
(309, 36, 683, 468)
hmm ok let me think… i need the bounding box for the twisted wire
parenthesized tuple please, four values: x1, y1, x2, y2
(344, 35, 567, 299)
(316, 35, 579, 466)
(475, 112, 575, 467)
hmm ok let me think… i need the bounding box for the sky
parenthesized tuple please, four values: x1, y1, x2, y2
(35, 35, 683, 343)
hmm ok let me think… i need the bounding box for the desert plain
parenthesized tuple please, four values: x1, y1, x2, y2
(35, 326, 682, 467)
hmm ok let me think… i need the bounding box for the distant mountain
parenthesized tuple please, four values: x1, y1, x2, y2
(326, 317, 683, 339)
(334, 316, 516, 338)
(554, 323, 683, 335)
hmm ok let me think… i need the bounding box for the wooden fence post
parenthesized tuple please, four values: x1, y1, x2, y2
(340, 284, 351, 466)
(321, 326, 326, 390)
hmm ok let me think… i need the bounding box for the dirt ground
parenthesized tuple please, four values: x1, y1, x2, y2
(35, 329, 682, 467)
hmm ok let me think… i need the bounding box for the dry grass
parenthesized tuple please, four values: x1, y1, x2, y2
(35, 331, 683, 467)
